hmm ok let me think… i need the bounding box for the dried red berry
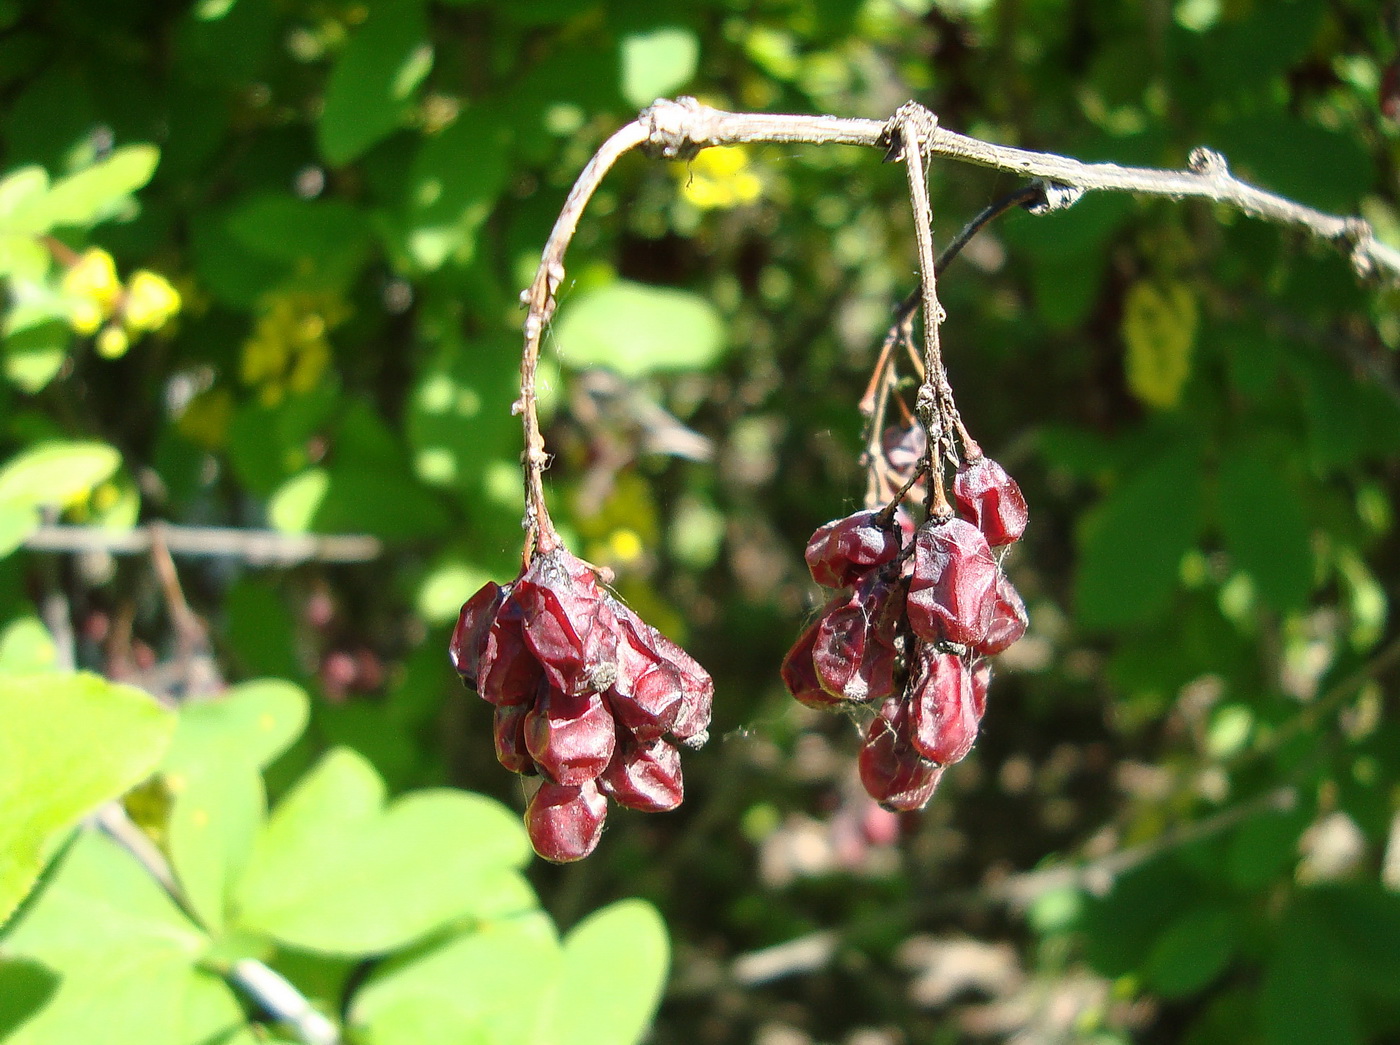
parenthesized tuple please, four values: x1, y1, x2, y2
(907, 649, 979, 765)
(651, 630, 713, 746)
(515, 550, 619, 696)
(970, 659, 992, 720)
(977, 573, 1028, 656)
(606, 609, 684, 740)
(907, 518, 999, 646)
(492, 702, 536, 775)
(953, 456, 1028, 547)
(805, 510, 902, 588)
(600, 735, 684, 812)
(526, 779, 608, 863)
(781, 615, 848, 709)
(449, 581, 507, 688)
(523, 688, 617, 785)
(812, 577, 904, 703)
(478, 609, 544, 707)
(857, 698, 945, 811)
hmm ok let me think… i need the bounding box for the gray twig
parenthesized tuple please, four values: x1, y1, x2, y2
(22, 523, 381, 565)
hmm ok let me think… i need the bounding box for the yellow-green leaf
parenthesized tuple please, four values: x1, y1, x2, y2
(1122, 279, 1197, 409)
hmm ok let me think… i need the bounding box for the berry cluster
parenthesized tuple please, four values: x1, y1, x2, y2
(782, 447, 1028, 811)
(451, 545, 712, 862)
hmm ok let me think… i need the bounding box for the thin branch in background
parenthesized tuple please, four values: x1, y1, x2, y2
(22, 523, 381, 565)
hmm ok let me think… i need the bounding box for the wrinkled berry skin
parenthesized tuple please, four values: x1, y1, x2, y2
(976, 574, 1028, 657)
(858, 699, 945, 812)
(781, 615, 848, 709)
(907, 649, 979, 765)
(805, 510, 902, 589)
(953, 456, 1028, 547)
(907, 518, 999, 646)
(450, 546, 713, 862)
(526, 779, 609, 863)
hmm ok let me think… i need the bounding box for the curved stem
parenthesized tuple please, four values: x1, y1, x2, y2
(518, 119, 650, 562)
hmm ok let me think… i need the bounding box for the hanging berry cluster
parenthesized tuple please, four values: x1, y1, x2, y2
(453, 101, 1030, 860)
(451, 544, 712, 862)
(774, 110, 1033, 812)
(782, 450, 1029, 810)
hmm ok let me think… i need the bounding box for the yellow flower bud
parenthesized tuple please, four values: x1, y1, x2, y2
(68, 298, 103, 335)
(96, 325, 130, 359)
(62, 248, 121, 312)
(123, 270, 182, 332)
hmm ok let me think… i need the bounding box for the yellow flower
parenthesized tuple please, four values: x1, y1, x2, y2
(62, 248, 121, 314)
(677, 146, 763, 209)
(96, 325, 130, 360)
(68, 297, 103, 336)
(124, 270, 182, 332)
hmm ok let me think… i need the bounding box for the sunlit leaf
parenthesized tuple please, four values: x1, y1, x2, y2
(553, 281, 726, 377)
(0, 674, 175, 927)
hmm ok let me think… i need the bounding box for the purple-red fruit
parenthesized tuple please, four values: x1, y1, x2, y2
(812, 579, 903, 703)
(526, 779, 609, 863)
(953, 456, 1028, 547)
(907, 649, 979, 765)
(449, 581, 507, 688)
(858, 698, 945, 811)
(970, 659, 992, 720)
(523, 688, 616, 785)
(907, 518, 998, 646)
(606, 609, 684, 739)
(651, 631, 713, 745)
(477, 610, 544, 707)
(781, 616, 848, 709)
(600, 736, 684, 812)
(493, 703, 536, 775)
(977, 573, 1028, 656)
(805, 510, 901, 589)
(514, 550, 618, 696)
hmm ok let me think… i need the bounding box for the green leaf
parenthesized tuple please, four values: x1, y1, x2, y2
(1259, 903, 1361, 1045)
(0, 441, 121, 511)
(1075, 443, 1206, 629)
(0, 616, 57, 674)
(0, 166, 49, 228)
(351, 912, 559, 1045)
(161, 680, 306, 933)
(401, 110, 510, 272)
(1226, 806, 1309, 890)
(2, 320, 69, 393)
(31, 145, 160, 231)
(0, 674, 175, 928)
(234, 748, 533, 955)
(268, 468, 330, 533)
(1217, 441, 1312, 612)
(0, 832, 215, 1045)
(1122, 279, 1197, 410)
(552, 281, 726, 377)
(536, 900, 669, 1045)
(318, 0, 432, 166)
(1143, 905, 1238, 999)
(620, 27, 699, 108)
(224, 194, 372, 291)
(0, 500, 37, 558)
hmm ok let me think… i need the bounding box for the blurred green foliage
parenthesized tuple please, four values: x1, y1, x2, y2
(1, 0, 1399, 1042)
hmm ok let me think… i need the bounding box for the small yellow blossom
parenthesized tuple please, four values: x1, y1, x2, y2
(677, 146, 763, 210)
(62, 248, 121, 316)
(124, 270, 182, 332)
(240, 293, 347, 404)
(96, 325, 130, 360)
(68, 298, 104, 336)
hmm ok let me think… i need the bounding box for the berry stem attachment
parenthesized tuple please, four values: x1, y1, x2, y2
(895, 108, 952, 519)
(517, 119, 650, 562)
